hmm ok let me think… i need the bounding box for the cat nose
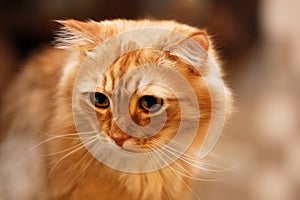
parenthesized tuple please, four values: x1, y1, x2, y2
(110, 118, 130, 146)
(110, 134, 129, 146)
(110, 133, 130, 146)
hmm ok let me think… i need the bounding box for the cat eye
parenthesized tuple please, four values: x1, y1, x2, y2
(90, 92, 110, 108)
(139, 95, 163, 113)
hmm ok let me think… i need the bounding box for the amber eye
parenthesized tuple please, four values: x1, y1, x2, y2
(139, 95, 163, 112)
(90, 92, 110, 108)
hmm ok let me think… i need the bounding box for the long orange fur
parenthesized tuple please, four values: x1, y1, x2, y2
(0, 19, 232, 200)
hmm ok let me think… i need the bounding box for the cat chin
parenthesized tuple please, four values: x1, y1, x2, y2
(122, 139, 147, 153)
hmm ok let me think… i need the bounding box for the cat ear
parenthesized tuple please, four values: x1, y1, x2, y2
(168, 30, 209, 69)
(55, 19, 102, 51)
(188, 30, 209, 51)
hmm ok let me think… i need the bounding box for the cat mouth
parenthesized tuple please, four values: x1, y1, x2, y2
(113, 138, 141, 152)
(105, 132, 152, 153)
(110, 137, 150, 153)
(121, 142, 148, 153)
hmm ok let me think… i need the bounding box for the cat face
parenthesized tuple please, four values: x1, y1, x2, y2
(88, 50, 187, 152)
(45, 20, 232, 199)
(55, 19, 229, 173)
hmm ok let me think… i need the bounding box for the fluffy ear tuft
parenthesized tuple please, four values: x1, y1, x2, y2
(168, 30, 209, 68)
(54, 19, 102, 51)
(188, 30, 209, 51)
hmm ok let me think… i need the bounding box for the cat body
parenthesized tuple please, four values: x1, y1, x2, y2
(0, 19, 231, 200)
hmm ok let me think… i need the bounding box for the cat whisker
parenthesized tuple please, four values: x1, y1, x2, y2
(151, 143, 197, 179)
(43, 142, 84, 157)
(148, 144, 201, 200)
(152, 138, 233, 173)
(174, 171, 202, 200)
(29, 131, 97, 153)
(41, 136, 98, 157)
(146, 148, 174, 200)
(161, 140, 232, 171)
(71, 144, 100, 183)
(47, 137, 98, 181)
(180, 154, 235, 173)
(150, 139, 223, 182)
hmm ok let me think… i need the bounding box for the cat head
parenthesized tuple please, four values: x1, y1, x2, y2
(54, 19, 230, 172)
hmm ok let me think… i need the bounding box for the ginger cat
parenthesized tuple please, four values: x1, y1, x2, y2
(0, 19, 232, 200)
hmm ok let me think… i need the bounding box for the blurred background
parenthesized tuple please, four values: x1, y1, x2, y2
(0, 0, 299, 199)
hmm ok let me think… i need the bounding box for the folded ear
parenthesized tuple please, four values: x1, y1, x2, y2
(55, 19, 102, 51)
(188, 30, 209, 51)
(168, 30, 210, 69)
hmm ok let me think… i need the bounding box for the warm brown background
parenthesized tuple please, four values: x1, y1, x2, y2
(0, 0, 299, 199)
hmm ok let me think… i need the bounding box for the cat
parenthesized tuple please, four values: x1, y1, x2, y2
(0, 19, 232, 200)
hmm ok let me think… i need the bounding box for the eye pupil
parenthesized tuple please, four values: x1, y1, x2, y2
(140, 96, 163, 112)
(95, 93, 106, 104)
(143, 96, 157, 108)
(90, 92, 109, 108)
